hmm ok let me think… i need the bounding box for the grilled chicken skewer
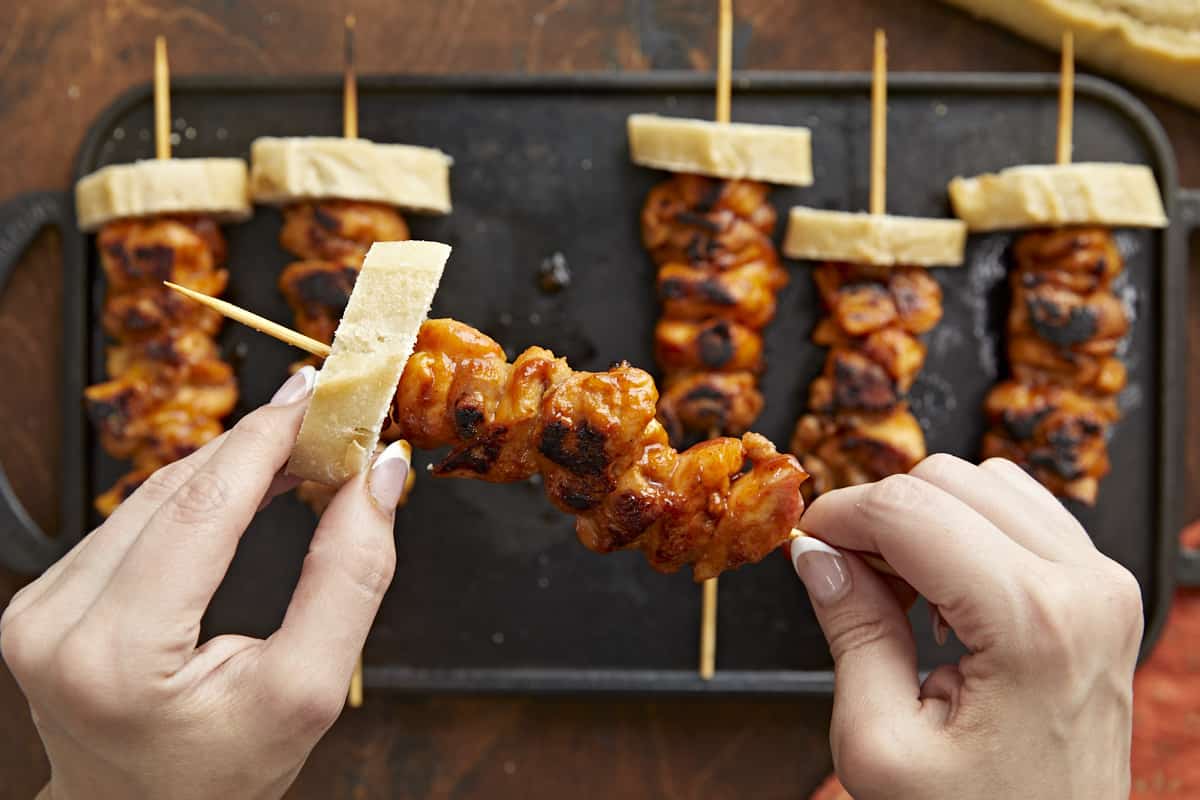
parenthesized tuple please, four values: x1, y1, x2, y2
(627, 1, 814, 678)
(979, 227, 1127, 504)
(784, 31, 966, 500)
(166, 281, 810, 582)
(77, 39, 249, 516)
(642, 174, 785, 442)
(790, 261, 944, 496)
(948, 33, 1166, 505)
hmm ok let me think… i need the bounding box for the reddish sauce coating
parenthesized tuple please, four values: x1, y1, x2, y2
(87, 216, 237, 517)
(982, 226, 1129, 504)
(389, 319, 808, 581)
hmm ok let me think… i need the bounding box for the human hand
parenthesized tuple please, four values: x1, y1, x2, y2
(1, 367, 411, 800)
(790, 454, 1143, 800)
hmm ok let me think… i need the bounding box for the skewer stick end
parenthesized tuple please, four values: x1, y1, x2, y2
(163, 281, 333, 359)
(343, 12, 358, 140)
(153, 35, 171, 160)
(348, 656, 363, 708)
(699, 576, 718, 680)
(869, 29, 888, 216)
(1056, 30, 1074, 166)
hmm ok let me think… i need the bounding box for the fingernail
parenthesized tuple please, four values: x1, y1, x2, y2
(368, 441, 411, 513)
(791, 536, 851, 607)
(270, 365, 316, 406)
(930, 603, 949, 646)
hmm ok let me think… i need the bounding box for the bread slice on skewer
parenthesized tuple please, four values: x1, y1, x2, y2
(286, 240, 450, 485)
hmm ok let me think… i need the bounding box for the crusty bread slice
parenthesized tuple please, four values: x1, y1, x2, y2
(628, 114, 813, 186)
(948, 162, 1167, 231)
(249, 137, 452, 214)
(783, 207, 967, 267)
(75, 159, 251, 231)
(286, 241, 450, 485)
(939, 0, 1200, 111)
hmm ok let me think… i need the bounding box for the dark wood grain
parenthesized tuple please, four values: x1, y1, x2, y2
(1, 2, 1197, 798)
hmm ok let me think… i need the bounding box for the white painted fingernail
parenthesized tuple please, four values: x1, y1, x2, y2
(270, 365, 316, 406)
(791, 536, 851, 607)
(368, 441, 411, 513)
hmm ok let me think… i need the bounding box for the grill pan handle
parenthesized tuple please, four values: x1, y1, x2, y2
(1174, 188, 1200, 588)
(0, 192, 74, 574)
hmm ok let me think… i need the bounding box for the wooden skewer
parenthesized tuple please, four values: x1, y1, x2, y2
(714, 0, 733, 125)
(698, 0, 736, 684)
(348, 660, 364, 708)
(1056, 31, 1073, 166)
(869, 29, 887, 216)
(154, 36, 171, 160)
(342, 10, 365, 708)
(699, 424, 723, 681)
(343, 14, 358, 140)
(165, 282, 330, 357)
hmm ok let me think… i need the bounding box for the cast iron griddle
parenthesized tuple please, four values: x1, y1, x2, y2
(53, 73, 1187, 693)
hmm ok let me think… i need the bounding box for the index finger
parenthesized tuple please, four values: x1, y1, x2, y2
(800, 473, 1042, 651)
(93, 369, 315, 648)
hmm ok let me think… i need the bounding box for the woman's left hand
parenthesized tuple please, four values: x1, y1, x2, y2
(0, 367, 411, 800)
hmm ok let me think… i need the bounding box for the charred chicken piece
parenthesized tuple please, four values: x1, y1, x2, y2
(654, 318, 764, 374)
(643, 173, 777, 250)
(387, 319, 808, 581)
(656, 371, 765, 444)
(657, 261, 780, 329)
(791, 260, 944, 497)
(1012, 226, 1123, 293)
(1009, 282, 1128, 350)
(814, 262, 944, 336)
(278, 260, 361, 345)
(988, 226, 1128, 504)
(90, 215, 237, 516)
(981, 381, 1116, 505)
(641, 173, 786, 444)
(279, 200, 410, 263)
(87, 340, 236, 460)
(791, 407, 926, 499)
(102, 284, 226, 342)
(99, 216, 228, 296)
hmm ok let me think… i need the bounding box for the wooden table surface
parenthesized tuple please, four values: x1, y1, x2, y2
(1, 2, 1197, 797)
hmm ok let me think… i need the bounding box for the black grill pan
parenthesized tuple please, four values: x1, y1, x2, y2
(0, 72, 1196, 695)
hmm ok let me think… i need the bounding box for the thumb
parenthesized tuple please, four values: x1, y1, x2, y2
(260, 441, 409, 693)
(790, 538, 924, 773)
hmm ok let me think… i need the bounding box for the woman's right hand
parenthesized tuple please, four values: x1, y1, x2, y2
(790, 454, 1143, 800)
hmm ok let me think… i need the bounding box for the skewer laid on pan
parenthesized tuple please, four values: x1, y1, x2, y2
(948, 32, 1167, 505)
(78, 36, 251, 517)
(628, 0, 813, 680)
(784, 30, 967, 500)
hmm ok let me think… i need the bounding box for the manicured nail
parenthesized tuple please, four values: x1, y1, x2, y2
(368, 441, 411, 513)
(930, 603, 949, 646)
(270, 365, 316, 406)
(791, 536, 851, 607)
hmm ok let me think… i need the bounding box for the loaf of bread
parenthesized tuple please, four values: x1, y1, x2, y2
(783, 207, 967, 267)
(75, 159, 251, 232)
(939, 0, 1200, 110)
(286, 240, 450, 485)
(948, 162, 1167, 230)
(249, 137, 453, 214)
(628, 114, 813, 186)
